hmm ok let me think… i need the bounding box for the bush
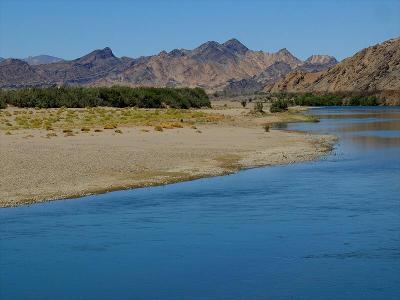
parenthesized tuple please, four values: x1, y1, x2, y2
(240, 100, 247, 108)
(269, 91, 381, 107)
(0, 86, 211, 109)
(0, 90, 6, 109)
(270, 100, 288, 113)
(253, 102, 264, 113)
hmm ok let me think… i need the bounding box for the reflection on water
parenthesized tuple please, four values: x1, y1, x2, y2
(284, 107, 400, 150)
(0, 107, 400, 300)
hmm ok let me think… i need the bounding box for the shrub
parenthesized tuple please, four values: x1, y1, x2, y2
(253, 102, 264, 113)
(0, 86, 211, 109)
(240, 100, 247, 108)
(154, 125, 163, 132)
(104, 123, 117, 129)
(270, 100, 288, 113)
(263, 123, 270, 132)
(0, 98, 6, 109)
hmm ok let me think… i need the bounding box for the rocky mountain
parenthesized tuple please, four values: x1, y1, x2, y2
(223, 61, 293, 95)
(269, 38, 400, 94)
(0, 39, 336, 92)
(297, 55, 338, 72)
(23, 55, 63, 65)
(222, 55, 339, 95)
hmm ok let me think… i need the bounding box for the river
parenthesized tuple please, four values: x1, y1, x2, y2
(1, 107, 399, 300)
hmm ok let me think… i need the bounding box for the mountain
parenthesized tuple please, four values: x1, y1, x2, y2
(0, 39, 336, 91)
(23, 55, 63, 65)
(297, 55, 338, 72)
(0, 57, 4, 62)
(269, 38, 400, 95)
(223, 61, 293, 95)
(98, 40, 303, 90)
(0, 59, 47, 88)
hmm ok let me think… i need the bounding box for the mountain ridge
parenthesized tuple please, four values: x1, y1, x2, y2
(0, 38, 341, 91)
(269, 37, 400, 96)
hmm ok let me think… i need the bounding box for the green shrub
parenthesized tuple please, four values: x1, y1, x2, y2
(0, 86, 211, 109)
(253, 102, 264, 113)
(270, 100, 288, 113)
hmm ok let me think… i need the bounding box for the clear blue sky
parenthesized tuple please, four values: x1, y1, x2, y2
(0, 0, 399, 61)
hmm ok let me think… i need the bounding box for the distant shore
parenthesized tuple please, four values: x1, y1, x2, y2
(0, 101, 335, 208)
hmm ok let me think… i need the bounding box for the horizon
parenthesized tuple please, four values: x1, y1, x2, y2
(1, 0, 399, 61)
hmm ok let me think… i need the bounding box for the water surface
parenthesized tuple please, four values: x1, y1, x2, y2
(1, 107, 399, 300)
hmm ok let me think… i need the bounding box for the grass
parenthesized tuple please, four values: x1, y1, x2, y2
(0, 107, 225, 131)
(275, 110, 320, 123)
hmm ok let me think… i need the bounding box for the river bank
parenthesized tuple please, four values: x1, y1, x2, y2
(0, 101, 335, 207)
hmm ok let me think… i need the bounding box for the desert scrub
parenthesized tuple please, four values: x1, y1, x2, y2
(154, 125, 163, 132)
(253, 102, 264, 113)
(0, 107, 224, 131)
(263, 123, 270, 132)
(0, 86, 210, 109)
(46, 132, 57, 138)
(270, 100, 288, 113)
(104, 123, 118, 129)
(114, 129, 123, 134)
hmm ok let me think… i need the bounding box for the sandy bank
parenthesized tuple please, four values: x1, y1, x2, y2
(0, 103, 334, 207)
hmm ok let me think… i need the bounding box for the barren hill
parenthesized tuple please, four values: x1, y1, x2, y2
(0, 39, 329, 91)
(269, 38, 400, 94)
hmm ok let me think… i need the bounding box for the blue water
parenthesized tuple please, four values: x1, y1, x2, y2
(1, 107, 399, 300)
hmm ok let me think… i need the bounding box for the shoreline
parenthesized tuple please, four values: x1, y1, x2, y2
(0, 102, 336, 208)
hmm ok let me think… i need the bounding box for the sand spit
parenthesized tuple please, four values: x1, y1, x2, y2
(0, 103, 335, 207)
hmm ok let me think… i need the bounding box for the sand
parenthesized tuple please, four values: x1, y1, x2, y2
(0, 103, 334, 207)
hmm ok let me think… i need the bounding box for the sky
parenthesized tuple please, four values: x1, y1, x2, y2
(0, 0, 399, 61)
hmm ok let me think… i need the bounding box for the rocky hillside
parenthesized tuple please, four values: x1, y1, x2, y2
(269, 38, 400, 94)
(222, 55, 337, 95)
(0, 39, 335, 92)
(297, 55, 337, 72)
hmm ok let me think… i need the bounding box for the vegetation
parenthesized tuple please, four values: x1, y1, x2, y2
(0, 90, 6, 109)
(0, 107, 224, 131)
(270, 100, 288, 113)
(270, 92, 380, 107)
(0, 86, 211, 109)
(240, 100, 247, 108)
(253, 102, 264, 113)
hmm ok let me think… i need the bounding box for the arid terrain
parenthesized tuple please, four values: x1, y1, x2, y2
(0, 101, 334, 207)
(0, 39, 335, 91)
(269, 38, 400, 100)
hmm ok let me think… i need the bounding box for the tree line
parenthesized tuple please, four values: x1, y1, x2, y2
(0, 86, 211, 109)
(269, 92, 380, 106)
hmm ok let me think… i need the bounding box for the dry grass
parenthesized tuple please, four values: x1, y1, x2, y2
(0, 107, 224, 132)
